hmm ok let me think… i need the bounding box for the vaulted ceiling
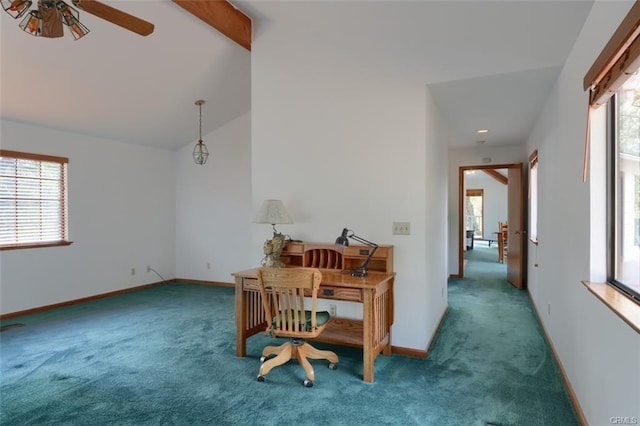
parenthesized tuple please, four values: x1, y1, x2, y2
(0, 1, 595, 150)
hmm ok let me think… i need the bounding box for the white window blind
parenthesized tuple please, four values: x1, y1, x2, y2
(0, 150, 69, 249)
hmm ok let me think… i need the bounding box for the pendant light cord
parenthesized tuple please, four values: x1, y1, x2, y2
(198, 101, 203, 142)
(196, 99, 205, 143)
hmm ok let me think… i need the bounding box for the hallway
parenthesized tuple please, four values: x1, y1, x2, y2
(438, 240, 579, 424)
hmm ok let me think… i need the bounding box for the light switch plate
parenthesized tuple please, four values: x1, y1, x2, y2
(392, 222, 410, 235)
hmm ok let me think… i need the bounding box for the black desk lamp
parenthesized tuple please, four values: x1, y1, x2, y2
(335, 228, 378, 277)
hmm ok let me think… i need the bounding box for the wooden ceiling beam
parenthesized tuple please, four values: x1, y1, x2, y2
(483, 169, 508, 185)
(172, 0, 251, 51)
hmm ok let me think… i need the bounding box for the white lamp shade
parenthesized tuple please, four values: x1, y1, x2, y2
(253, 200, 293, 225)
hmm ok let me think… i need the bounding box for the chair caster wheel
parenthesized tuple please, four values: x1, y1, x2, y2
(257, 375, 265, 382)
(328, 362, 338, 370)
(303, 379, 313, 387)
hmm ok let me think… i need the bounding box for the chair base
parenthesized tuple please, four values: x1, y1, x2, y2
(257, 339, 338, 386)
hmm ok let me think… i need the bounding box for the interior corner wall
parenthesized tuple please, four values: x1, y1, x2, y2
(175, 112, 252, 282)
(0, 119, 176, 315)
(524, 1, 640, 424)
(447, 145, 526, 276)
(250, 14, 448, 350)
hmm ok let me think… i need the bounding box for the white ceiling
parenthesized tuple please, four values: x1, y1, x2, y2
(1, 1, 594, 151)
(0, 0, 251, 150)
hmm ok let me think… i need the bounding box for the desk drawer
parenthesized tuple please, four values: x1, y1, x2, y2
(282, 243, 304, 254)
(243, 278, 260, 291)
(319, 286, 362, 302)
(245, 278, 361, 302)
(343, 246, 388, 259)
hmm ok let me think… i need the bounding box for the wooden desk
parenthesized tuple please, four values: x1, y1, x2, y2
(232, 268, 395, 383)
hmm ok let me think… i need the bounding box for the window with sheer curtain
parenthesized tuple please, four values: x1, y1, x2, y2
(0, 150, 71, 250)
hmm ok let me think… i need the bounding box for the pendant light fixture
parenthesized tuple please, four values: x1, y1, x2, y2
(192, 99, 209, 165)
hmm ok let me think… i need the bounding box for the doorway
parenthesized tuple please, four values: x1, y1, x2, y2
(457, 163, 525, 289)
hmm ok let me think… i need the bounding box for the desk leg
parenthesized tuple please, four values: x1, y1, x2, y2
(234, 277, 247, 357)
(383, 278, 394, 357)
(362, 289, 374, 383)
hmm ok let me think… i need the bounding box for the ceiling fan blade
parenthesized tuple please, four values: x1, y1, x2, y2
(72, 0, 154, 36)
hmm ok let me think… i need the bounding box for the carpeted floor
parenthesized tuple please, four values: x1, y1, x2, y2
(0, 248, 578, 425)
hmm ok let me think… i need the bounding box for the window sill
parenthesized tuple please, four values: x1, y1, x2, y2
(0, 241, 73, 251)
(582, 281, 640, 334)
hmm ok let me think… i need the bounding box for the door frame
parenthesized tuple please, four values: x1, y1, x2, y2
(457, 163, 524, 280)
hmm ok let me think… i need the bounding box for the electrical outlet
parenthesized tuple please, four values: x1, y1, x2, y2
(131, 268, 136, 276)
(147, 265, 151, 273)
(329, 304, 337, 317)
(392, 222, 411, 235)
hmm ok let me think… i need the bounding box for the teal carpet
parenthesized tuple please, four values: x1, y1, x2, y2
(1, 247, 578, 425)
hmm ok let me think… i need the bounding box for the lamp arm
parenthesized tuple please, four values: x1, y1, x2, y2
(348, 233, 378, 249)
(348, 233, 379, 275)
(358, 244, 378, 271)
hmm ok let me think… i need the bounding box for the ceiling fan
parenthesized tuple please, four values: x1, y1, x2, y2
(1, 0, 154, 39)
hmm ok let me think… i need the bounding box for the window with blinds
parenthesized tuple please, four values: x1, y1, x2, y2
(0, 150, 70, 250)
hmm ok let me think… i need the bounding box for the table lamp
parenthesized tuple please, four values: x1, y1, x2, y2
(253, 200, 293, 237)
(335, 228, 378, 277)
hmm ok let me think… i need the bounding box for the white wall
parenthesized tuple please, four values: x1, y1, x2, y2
(250, 14, 449, 350)
(447, 145, 526, 275)
(175, 112, 252, 282)
(464, 170, 508, 238)
(525, 1, 640, 424)
(0, 119, 176, 314)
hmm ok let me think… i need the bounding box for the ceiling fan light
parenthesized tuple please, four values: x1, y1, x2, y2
(56, 0, 78, 24)
(65, 15, 89, 39)
(18, 9, 42, 36)
(1, 0, 32, 19)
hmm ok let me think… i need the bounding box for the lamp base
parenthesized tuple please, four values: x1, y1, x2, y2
(261, 255, 286, 268)
(261, 233, 286, 268)
(351, 269, 367, 277)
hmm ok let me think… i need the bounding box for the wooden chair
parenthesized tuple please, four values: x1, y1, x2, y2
(498, 222, 508, 263)
(256, 267, 339, 387)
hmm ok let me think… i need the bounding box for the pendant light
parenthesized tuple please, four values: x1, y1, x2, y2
(193, 99, 209, 165)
